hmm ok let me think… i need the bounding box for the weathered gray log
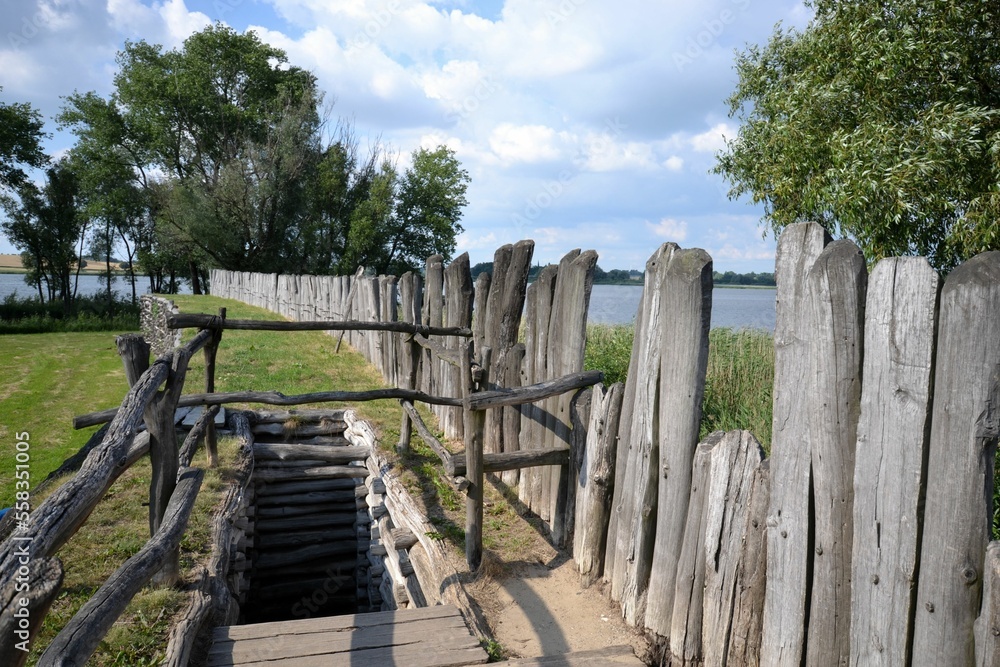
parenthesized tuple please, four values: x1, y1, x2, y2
(255, 514, 355, 532)
(850, 257, 939, 666)
(702, 431, 765, 667)
(563, 387, 592, 548)
(726, 460, 770, 667)
(74, 386, 464, 427)
(255, 478, 359, 497)
(501, 343, 527, 486)
(38, 467, 204, 667)
(335, 266, 366, 352)
(116, 333, 150, 385)
(203, 308, 225, 466)
(451, 446, 571, 477)
(473, 272, 491, 360)
(466, 370, 603, 411)
(252, 422, 346, 438)
(251, 443, 370, 463)
(442, 253, 474, 440)
(252, 465, 370, 483)
(645, 246, 713, 638)
(250, 408, 347, 424)
(609, 244, 674, 625)
(804, 239, 867, 666)
(520, 266, 556, 513)
(761, 221, 831, 666)
(976, 542, 1000, 666)
(398, 272, 422, 453)
(463, 339, 486, 571)
(0, 364, 169, 585)
(669, 438, 718, 665)
(913, 251, 1000, 666)
(412, 333, 461, 367)
(574, 382, 624, 586)
(401, 401, 454, 471)
(163, 567, 212, 667)
(167, 313, 473, 337)
(178, 405, 221, 468)
(545, 249, 597, 546)
(255, 527, 356, 549)
(0, 557, 63, 666)
(422, 254, 445, 410)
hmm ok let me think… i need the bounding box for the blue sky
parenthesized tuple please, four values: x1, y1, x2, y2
(0, 0, 811, 271)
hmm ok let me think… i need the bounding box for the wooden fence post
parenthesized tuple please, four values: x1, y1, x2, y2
(519, 266, 556, 512)
(462, 340, 485, 571)
(0, 558, 63, 667)
(761, 221, 831, 666)
(913, 251, 1000, 666)
(850, 257, 939, 666)
(804, 239, 867, 666)
(976, 542, 1000, 664)
(422, 255, 444, 418)
(203, 307, 225, 467)
(444, 253, 475, 440)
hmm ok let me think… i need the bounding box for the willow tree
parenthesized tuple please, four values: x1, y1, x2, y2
(715, 0, 1000, 271)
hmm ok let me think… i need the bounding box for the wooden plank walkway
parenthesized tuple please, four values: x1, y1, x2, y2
(207, 605, 488, 667)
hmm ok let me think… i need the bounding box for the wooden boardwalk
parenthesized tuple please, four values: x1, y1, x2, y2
(207, 605, 488, 666)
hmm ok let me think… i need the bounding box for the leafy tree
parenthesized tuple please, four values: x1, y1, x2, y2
(1, 160, 88, 312)
(0, 88, 47, 192)
(715, 0, 1000, 271)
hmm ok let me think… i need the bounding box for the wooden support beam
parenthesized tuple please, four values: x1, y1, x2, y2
(450, 446, 570, 477)
(463, 340, 485, 572)
(400, 400, 454, 472)
(202, 307, 225, 467)
(0, 558, 63, 667)
(465, 370, 603, 411)
(167, 313, 473, 337)
(178, 405, 220, 468)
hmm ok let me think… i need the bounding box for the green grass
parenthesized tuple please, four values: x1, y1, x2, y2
(584, 324, 775, 450)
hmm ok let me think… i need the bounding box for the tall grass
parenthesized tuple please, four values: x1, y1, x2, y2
(584, 324, 775, 450)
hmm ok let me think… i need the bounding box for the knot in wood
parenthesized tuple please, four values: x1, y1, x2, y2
(962, 566, 978, 585)
(993, 626, 1000, 637)
(815, 545, 823, 555)
(780, 530, 788, 538)
(925, 602, 935, 613)
(661, 464, 670, 478)
(871, 574, 879, 585)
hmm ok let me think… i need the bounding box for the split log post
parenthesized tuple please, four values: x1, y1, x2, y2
(544, 249, 597, 547)
(668, 436, 719, 666)
(913, 251, 1000, 666)
(397, 272, 422, 453)
(574, 381, 624, 586)
(443, 253, 474, 440)
(563, 386, 592, 549)
(701, 430, 765, 667)
(804, 239, 867, 666)
(202, 307, 226, 467)
(761, 222, 831, 666)
(38, 467, 205, 667)
(502, 343, 526, 486)
(850, 257, 938, 666)
(464, 339, 486, 571)
(0, 558, 63, 666)
(163, 567, 211, 667)
(178, 405, 221, 468)
(644, 246, 713, 639)
(422, 255, 445, 419)
(975, 542, 1000, 665)
(473, 272, 491, 361)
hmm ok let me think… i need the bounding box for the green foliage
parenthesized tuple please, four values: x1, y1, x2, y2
(482, 639, 508, 662)
(584, 323, 634, 385)
(0, 87, 47, 192)
(716, 0, 1000, 271)
(714, 270, 775, 286)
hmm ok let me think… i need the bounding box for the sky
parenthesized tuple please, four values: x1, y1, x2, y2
(0, 0, 812, 272)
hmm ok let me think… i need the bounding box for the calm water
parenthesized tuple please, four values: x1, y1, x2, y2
(589, 284, 776, 331)
(0, 273, 191, 301)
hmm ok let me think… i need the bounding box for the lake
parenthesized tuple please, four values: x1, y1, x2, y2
(1, 274, 776, 331)
(589, 284, 776, 331)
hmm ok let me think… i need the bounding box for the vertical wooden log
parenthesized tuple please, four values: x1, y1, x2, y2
(976, 542, 1000, 666)
(669, 437, 719, 666)
(913, 251, 1000, 666)
(462, 340, 485, 571)
(546, 249, 598, 546)
(203, 308, 225, 468)
(726, 460, 770, 667)
(116, 334, 150, 387)
(644, 247, 713, 638)
(702, 430, 765, 667)
(575, 382, 624, 586)
(609, 244, 672, 625)
(397, 273, 419, 454)
(422, 255, 444, 413)
(502, 344, 527, 487)
(473, 272, 491, 359)
(518, 278, 537, 506)
(522, 266, 557, 514)
(444, 253, 475, 440)
(564, 386, 592, 546)
(850, 257, 939, 666)
(761, 222, 831, 666)
(805, 239, 867, 666)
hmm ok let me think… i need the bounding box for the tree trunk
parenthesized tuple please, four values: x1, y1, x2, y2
(190, 260, 202, 295)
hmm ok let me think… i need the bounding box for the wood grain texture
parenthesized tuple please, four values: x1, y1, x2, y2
(913, 251, 1000, 666)
(0, 557, 63, 667)
(443, 253, 474, 440)
(850, 257, 939, 666)
(976, 542, 1000, 666)
(645, 246, 713, 638)
(761, 221, 831, 666)
(702, 431, 765, 667)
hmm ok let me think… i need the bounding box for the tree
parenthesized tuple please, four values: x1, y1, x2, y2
(0, 88, 47, 192)
(1, 160, 88, 312)
(715, 0, 1000, 271)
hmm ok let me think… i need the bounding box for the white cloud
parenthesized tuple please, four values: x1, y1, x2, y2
(714, 243, 775, 261)
(457, 230, 498, 251)
(489, 123, 563, 164)
(647, 218, 688, 241)
(691, 122, 737, 153)
(663, 155, 684, 172)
